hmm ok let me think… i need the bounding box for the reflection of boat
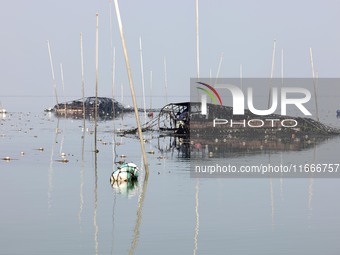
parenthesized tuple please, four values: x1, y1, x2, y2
(51, 97, 132, 119)
(157, 132, 331, 158)
(158, 102, 340, 137)
(155, 102, 340, 158)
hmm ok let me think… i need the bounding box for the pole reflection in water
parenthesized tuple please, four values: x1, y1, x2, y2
(268, 154, 275, 228)
(78, 115, 85, 226)
(79, 30, 86, 227)
(94, 12, 99, 255)
(280, 152, 284, 202)
(110, 189, 117, 255)
(193, 179, 200, 255)
(48, 117, 60, 213)
(94, 145, 99, 255)
(78, 30, 86, 226)
(269, 175, 275, 227)
(128, 172, 149, 255)
(308, 145, 317, 225)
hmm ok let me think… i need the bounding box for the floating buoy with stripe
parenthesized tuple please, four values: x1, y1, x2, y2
(110, 163, 139, 183)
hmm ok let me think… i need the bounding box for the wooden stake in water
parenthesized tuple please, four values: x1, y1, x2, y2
(195, 4, 201, 253)
(80, 33, 86, 161)
(113, 0, 149, 174)
(270, 40, 276, 79)
(196, 0, 200, 78)
(109, 0, 116, 119)
(79, 33, 86, 222)
(214, 52, 224, 86)
(80, 33, 86, 119)
(94, 13, 99, 155)
(164, 57, 168, 104)
(121, 82, 124, 104)
(112, 47, 116, 117)
(281, 48, 284, 85)
(139, 36, 147, 124)
(149, 70, 153, 110)
(60, 63, 66, 112)
(309, 47, 319, 122)
(109, 1, 117, 165)
(47, 40, 59, 105)
(240, 64, 243, 90)
(268, 39, 276, 108)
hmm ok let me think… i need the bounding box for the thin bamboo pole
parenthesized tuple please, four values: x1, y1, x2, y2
(214, 52, 224, 86)
(121, 82, 124, 104)
(139, 36, 147, 124)
(79, 33, 85, 226)
(268, 39, 276, 108)
(60, 63, 66, 112)
(113, 0, 149, 174)
(47, 40, 59, 105)
(94, 13, 99, 155)
(164, 57, 168, 104)
(109, 0, 116, 119)
(93, 16, 99, 253)
(281, 48, 284, 85)
(240, 64, 243, 90)
(110, 1, 117, 166)
(80, 33, 85, 119)
(309, 48, 319, 122)
(149, 70, 153, 110)
(194, 3, 201, 254)
(196, 0, 200, 78)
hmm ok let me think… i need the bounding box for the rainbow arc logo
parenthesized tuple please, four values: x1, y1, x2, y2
(196, 82, 223, 105)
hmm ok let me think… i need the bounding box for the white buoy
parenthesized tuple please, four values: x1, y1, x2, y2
(110, 163, 139, 182)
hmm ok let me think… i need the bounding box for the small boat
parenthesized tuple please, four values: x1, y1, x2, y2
(158, 102, 340, 136)
(52, 97, 130, 119)
(110, 163, 139, 183)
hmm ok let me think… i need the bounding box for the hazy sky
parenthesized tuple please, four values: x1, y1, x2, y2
(1, 0, 340, 110)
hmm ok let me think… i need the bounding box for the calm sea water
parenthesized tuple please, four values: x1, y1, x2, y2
(1, 98, 340, 254)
